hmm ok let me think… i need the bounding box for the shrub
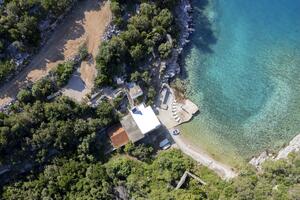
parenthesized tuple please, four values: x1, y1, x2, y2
(53, 61, 75, 87)
(0, 61, 15, 82)
(78, 43, 88, 60)
(17, 89, 32, 103)
(124, 142, 154, 162)
(31, 78, 56, 100)
(158, 41, 172, 59)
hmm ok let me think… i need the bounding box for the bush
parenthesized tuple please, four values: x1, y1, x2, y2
(158, 41, 172, 59)
(53, 61, 75, 87)
(78, 43, 88, 60)
(124, 142, 154, 162)
(31, 78, 56, 100)
(17, 89, 32, 103)
(0, 61, 15, 82)
(147, 86, 156, 105)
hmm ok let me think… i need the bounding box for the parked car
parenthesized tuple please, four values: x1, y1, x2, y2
(171, 128, 180, 135)
(159, 138, 171, 150)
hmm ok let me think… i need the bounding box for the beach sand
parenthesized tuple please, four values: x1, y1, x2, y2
(171, 130, 237, 180)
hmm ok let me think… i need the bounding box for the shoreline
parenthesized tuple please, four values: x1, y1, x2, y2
(178, 0, 300, 170)
(171, 130, 238, 180)
(161, 0, 238, 179)
(173, 0, 297, 168)
(250, 133, 300, 170)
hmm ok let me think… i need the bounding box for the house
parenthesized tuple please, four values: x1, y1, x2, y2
(128, 83, 143, 100)
(121, 114, 145, 143)
(107, 124, 129, 148)
(130, 104, 161, 134)
(121, 104, 161, 143)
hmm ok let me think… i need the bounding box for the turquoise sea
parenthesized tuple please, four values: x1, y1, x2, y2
(182, 0, 300, 164)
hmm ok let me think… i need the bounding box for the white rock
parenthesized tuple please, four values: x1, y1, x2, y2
(276, 134, 300, 160)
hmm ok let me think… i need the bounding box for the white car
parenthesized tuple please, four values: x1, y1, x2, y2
(159, 139, 171, 150)
(171, 128, 180, 135)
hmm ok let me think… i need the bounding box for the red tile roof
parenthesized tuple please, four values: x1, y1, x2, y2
(108, 124, 129, 148)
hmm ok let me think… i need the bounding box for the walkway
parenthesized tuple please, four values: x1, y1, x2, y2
(156, 84, 199, 129)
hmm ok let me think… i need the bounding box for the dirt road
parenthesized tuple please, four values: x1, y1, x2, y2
(0, 0, 111, 105)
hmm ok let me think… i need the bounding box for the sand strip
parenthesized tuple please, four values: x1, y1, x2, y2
(172, 133, 238, 180)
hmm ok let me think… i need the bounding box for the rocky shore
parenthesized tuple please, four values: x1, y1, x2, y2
(250, 134, 300, 170)
(160, 0, 193, 83)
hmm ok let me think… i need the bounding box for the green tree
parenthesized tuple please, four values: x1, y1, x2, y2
(96, 100, 116, 126)
(152, 9, 173, 29)
(31, 79, 56, 100)
(130, 71, 141, 82)
(158, 41, 172, 59)
(16, 15, 40, 45)
(53, 61, 75, 87)
(0, 61, 15, 82)
(17, 89, 32, 103)
(41, 0, 72, 16)
(130, 44, 144, 62)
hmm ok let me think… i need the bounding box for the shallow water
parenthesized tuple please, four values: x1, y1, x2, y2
(182, 0, 300, 165)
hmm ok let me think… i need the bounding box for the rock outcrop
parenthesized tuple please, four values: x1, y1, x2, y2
(276, 134, 300, 160)
(249, 134, 300, 170)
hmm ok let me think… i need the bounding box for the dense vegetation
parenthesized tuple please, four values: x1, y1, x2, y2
(0, 0, 74, 83)
(0, 80, 117, 186)
(1, 148, 226, 199)
(95, 0, 178, 87)
(52, 61, 76, 87)
(2, 139, 300, 200)
(223, 153, 300, 199)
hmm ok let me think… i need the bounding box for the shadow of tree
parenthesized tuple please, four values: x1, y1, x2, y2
(64, 71, 86, 92)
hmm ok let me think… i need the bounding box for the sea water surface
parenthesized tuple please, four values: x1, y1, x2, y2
(182, 0, 300, 165)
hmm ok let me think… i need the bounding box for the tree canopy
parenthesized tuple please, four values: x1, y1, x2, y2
(95, 1, 176, 87)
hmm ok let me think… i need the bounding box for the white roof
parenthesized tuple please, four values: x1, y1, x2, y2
(130, 104, 161, 134)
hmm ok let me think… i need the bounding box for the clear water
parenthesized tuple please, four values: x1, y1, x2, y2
(182, 0, 300, 164)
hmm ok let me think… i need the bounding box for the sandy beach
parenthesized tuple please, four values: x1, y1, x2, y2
(171, 131, 237, 180)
